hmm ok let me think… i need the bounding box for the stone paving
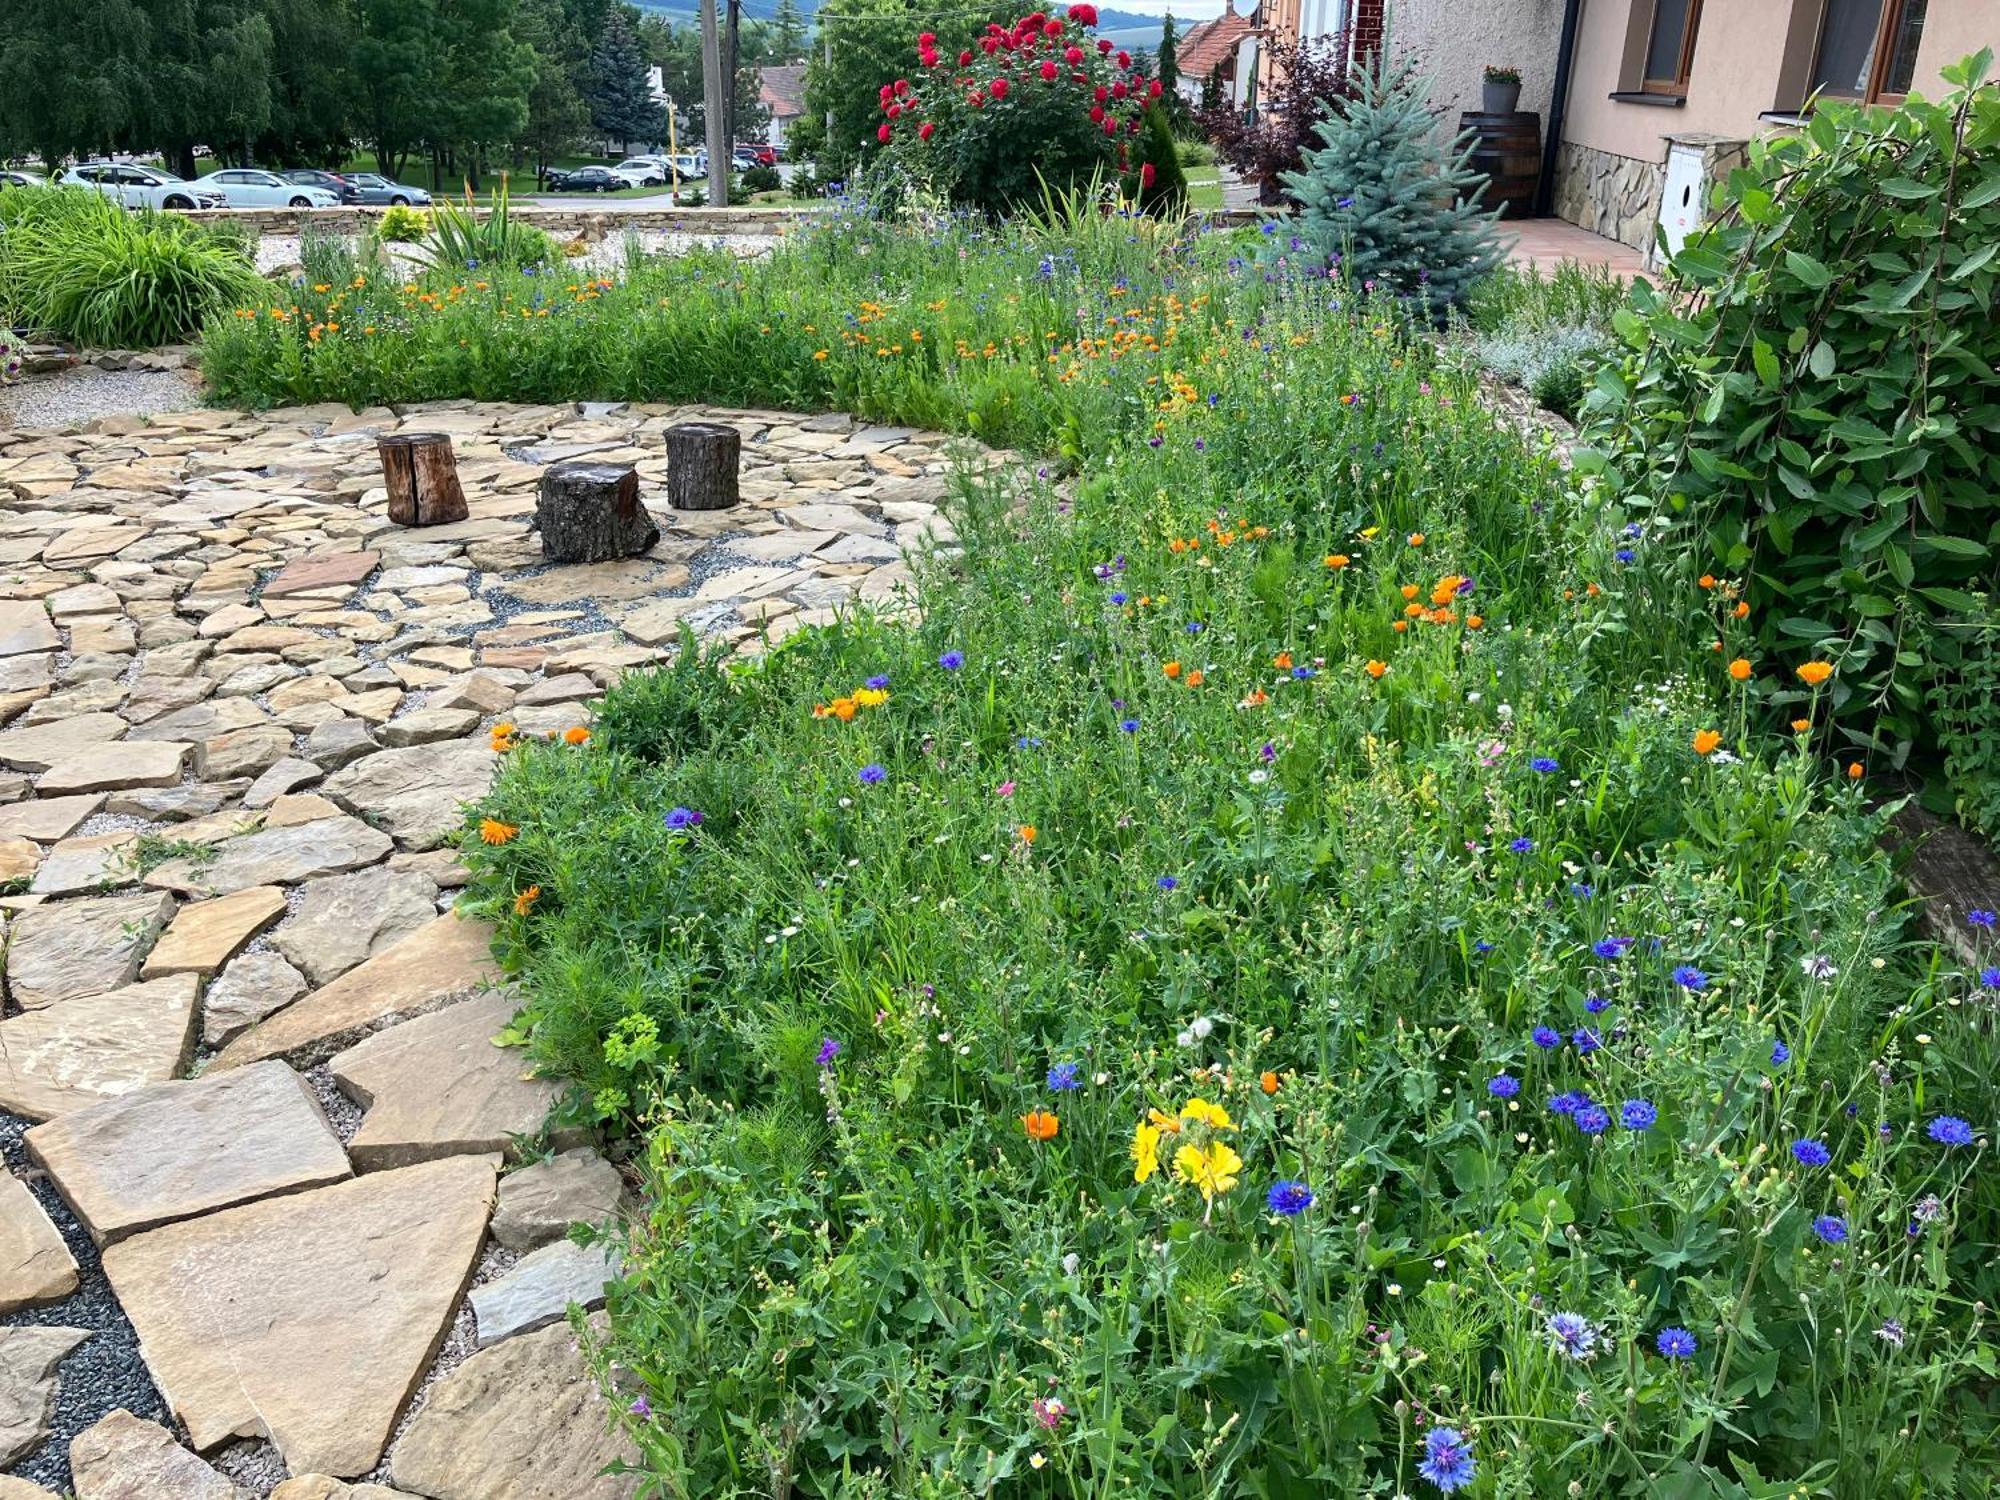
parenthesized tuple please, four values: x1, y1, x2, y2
(0, 398, 976, 1494)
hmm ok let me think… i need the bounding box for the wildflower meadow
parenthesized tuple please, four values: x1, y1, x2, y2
(195, 44, 2000, 1500)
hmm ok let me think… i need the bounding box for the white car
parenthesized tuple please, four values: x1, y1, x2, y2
(607, 157, 669, 188)
(193, 168, 340, 208)
(59, 163, 226, 211)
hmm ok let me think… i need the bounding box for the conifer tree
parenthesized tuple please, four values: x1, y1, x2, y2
(1281, 54, 1502, 311)
(1156, 16, 1182, 125)
(1132, 103, 1187, 215)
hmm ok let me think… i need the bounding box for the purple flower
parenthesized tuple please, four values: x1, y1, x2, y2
(1792, 1138, 1832, 1167)
(1656, 1327, 1697, 1359)
(815, 1036, 841, 1067)
(1544, 1311, 1598, 1361)
(1575, 1102, 1611, 1135)
(1532, 1025, 1561, 1050)
(1979, 966, 2000, 990)
(1615, 547, 1636, 564)
(1572, 1027, 1601, 1054)
(1259, 741, 1277, 763)
(1584, 995, 1611, 1015)
(1047, 1062, 1081, 1091)
(1967, 909, 1996, 929)
(628, 1395, 652, 1418)
(663, 806, 703, 830)
(1928, 1115, 1974, 1147)
(1619, 1098, 1657, 1130)
(865, 674, 891, 689)
(858, 764, 886, 784)
(1488, 1074, 1520, 1098)
(1592, 936, 1632, 959)
(1417, 1425, 1476, 1493)
(1548, 1090, 1589, 1116)
(1812, 1214, 1847, 1244)
(938, 650, 965, 670)
(1267, 1180, 1314, 1215)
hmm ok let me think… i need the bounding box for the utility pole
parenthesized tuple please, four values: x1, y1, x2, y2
(726, 0, 741, 158)
(700, 0, 728, 207)
(824, 25, 834, 139)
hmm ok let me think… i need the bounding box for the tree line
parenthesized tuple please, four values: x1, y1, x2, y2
(0, 0, 805, 185)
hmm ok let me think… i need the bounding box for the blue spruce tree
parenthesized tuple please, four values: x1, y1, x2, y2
(1282, 55, 1502, 312)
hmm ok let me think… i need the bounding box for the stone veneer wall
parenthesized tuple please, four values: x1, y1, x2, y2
(175, 204, 822, 238)
(1552, 139, 1664, 252)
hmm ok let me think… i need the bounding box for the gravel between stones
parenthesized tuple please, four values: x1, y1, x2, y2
(0, 1111, 169, 1492)
(0, 367, 204, 428)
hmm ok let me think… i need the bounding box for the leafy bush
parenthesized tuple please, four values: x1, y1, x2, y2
(878, 3, 1165, 217)
(1129, 102, 1188, 215)
(414, 180, 553, 271)
(1176, 134, 1217, 167)
(1926, 595, 2000, 838)
(0, 186, 263, 348)
(1466, 259, 1629, 336)
(376, 203, 432, 242)
(1282, 54, 1503, 310)
(1199, 32, 1358, 205)
(741, 162, 782, 194)
(1581, 53, 2000, 766)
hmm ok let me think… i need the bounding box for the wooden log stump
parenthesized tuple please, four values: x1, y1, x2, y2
(378, 432, 469, 527)
(536, 461, 660, 562)
(665, 421, 740, 511)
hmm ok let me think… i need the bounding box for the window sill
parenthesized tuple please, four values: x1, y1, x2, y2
(1609, 90, 1687, 107)
(1758, 110, 1811, 126)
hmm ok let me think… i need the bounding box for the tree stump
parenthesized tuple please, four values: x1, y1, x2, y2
(536, 461, 660, 562)
(378, 433, 469, 527)
(665, 421, 740, 511)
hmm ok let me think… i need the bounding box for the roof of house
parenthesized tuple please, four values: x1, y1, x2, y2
(759, 64, 807, 119)
(1179, 12, 1253, 79)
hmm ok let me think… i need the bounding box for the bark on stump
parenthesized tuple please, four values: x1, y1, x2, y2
(665, 421, 741, 511)
(378, 432, 469, 527)
(536, 461, 660, 562)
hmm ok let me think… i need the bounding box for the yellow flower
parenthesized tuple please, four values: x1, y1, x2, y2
(1173, 1140, 1242, 1202)
(1796, 660, 1834, 686)
(854, 687, 888, 708)
(513, 884, 540, 915)
(1179, 1098, 1236, 1131)
(1131, 1121, 1161, 1183)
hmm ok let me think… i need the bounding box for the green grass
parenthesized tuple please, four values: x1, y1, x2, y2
(1185, 165, 1222, 212)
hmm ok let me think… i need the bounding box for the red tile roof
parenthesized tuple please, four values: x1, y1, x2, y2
(1179, 12, 1253, 79)
(759, 64, 807, 119)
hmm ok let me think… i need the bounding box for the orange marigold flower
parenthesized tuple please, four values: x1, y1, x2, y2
(1364, 660, 1388, 679)
(562, 726, 591, 745)
(1163, 661, 1182, 679)
(1698, 574, 1717, 589)
(1796, 660, 1834, 686)
(1392, 620, 1409, 633)
(1733, 601, 1750, 619)
(1259, 1070, 1279, 1095)
(1408, 532, 1425, 546)
(1273, 651, 1293, 670)
(1324, 553, 1350, 569)
(1466, 614, 1484, 629)
(1790, 717, 1811, 733)
(831, 697, 858, 721)
(1728, 657, 1753, 682)
(513, 884, 540, 915)
(1404, 602, 1425, 617)
(1585, 583, 1601, 598)
(480, 818, 519, 845)
(1185, 669, 1205, 686)
(1238, 686, 1268, 707)
(1848, 761, 1864, 780)
(492, 722, 516, 740)
(1400, 584, 1420, 601)
(1017, 823, 1037, 845)
(1021, 1110, 1059, 1142)
(1693, 729, 1722, 756)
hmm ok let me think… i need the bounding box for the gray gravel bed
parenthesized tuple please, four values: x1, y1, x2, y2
(0, 367, 203, 429)
(0, 1110, 168, 1492)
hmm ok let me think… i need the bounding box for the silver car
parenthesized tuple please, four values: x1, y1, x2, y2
(193, 168, 340, 208)
(344, 172, 432, 207)
(59, 163, 226, 211)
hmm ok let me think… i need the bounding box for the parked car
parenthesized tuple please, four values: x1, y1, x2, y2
(731, 145, 777, 170)
(58, 163, 226, 211)
(282, 169, 360, 205)
(543, 165, 622, 193)
(0, 169, 46, 190)
(343, 172, 431, 207)
(608, 157, 668, 188)
(193, 168, 340, 208)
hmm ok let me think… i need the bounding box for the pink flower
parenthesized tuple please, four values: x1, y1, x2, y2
(996, 780, 1015, 797)
(1031, 1397, 1069, 1430)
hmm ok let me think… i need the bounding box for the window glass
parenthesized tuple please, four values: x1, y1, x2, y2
(1644, 0, 1694, 82)
(1811, 0, 1883, 95)
(1881, 0, 1927, 95)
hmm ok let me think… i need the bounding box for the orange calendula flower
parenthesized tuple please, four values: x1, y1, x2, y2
(1848, 762, 1864, 779)
(1324, 554, 1350, 570)
(1791, 717, 1811, 733)
(513, 884, 540, 915)
(480, 818, 519, 845)
(1697, 574, 1717, 590)
(562, 726, 591, 745)
(1400, 584, 1420, 601)
(1273, 651, 1293, 670)
(831, 697, 858, 721)
(1021, 1110, 1059, 1142)
(1466, 614, 1485, 629)
(1732, 601, 1750, 619)
(1185, 669, 1205, 687)
(1796, 661, 1834, 686)
(1364, 660, 1388, 679)
(1163, 660, 1182, 679)
(1728, 657, 1753, 682)
(1408, 532, 1425, 547)
(1693, 729, 1722, 756)
(1238, 687, 1269, 708)
(1259, 1070, 1279, 1095)
(1017, 824, 1037, 845)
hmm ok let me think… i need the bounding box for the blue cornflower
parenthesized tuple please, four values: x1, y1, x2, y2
(1981, 966, 2000, 990)
(1259, 741, 1277, 763)
(814, 1037, 841, 1067)
(1811, 1214, 1848, 1244)
(938, 650, 965, 670)
(663, 806, 703, 830)
(1530, 756, 1559, 773)
(1488, 1074, 1520, 1098)
(1156, 875, 1178, 891)
(1771, 1039, 1791, 1066)
(1267, 1180, 1314, 1216)
(1110, 591, 1128, 605)
(1571, 882, 1596, 899)
(1548, 1091, 1589, 1116)
(1671, 966, 1708, 990)
(1119, 718, 1139, 733)
(1620, 1099, 1657, 1131)
(1015, 736, 1043, 749)
(865, 674, 890, 690)
(1968, 909, 1996, 929)
(1615, 547, 1636, 563)
(1572, 1027, 1601, 1054)
(1532, 1025, 1562, 1050)
(1185, 620, 1204, 634)
(1544, 1311, 1598, 1361)
(1593, 937, 1630, 960)
(858, 764, 887, 784)
(1417, 1425, 1476, 1493)
(1047, 1062, 1081, 1092)
(1792, 1138, 1832, 1167)
(1509, 837, 1534, 854)
(1928, 1115, 1974, 1147)
(1584, 995, 1612, 1015)
(1656, 1327, 1697, 1359)
(1575, 1102, 1612, 1135)
(1290, 665, 1315, 679)
(1473, 940, 1494, 954)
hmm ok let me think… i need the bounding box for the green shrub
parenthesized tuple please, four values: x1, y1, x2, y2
(1281, 54, 1503, 310)
(1580, 52, 2000, 766)
(377, 203, 432, 242)
(1130, 103, 1189, 216)
(1176, 134, 1217, 167)
(1480, 322, 1611, 422)
(1926, 595, 2000, 838)
(741, 162, 782, 194)
(1466, 259, 1628, 336)
(0, 187, 263, 348)
(415, 181, 553, 271)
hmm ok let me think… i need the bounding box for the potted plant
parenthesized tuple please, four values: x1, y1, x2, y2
(1482, 65, 1522, 115)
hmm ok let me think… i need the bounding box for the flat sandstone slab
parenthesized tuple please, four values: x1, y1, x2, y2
(0, 974, 198, 1121)
(0, 1174, 78, 1314)
(101, 1155, 497, 1478)
(26, 1061, 352, 1244)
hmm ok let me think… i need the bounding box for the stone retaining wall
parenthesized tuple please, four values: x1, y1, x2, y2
(179, 204, 823, 239)
(1551, 140, 1664, 253)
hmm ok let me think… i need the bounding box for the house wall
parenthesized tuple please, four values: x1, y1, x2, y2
(1560, 0, 1998, 249)
(1384, 0, 1567, 132)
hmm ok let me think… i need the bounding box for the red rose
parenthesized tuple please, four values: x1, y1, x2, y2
(1043, 17, 1063, 35)
(877, 122, 892, 142)
(895, 78, 910, 94)
(918, 30, 934, 44)
(886, 102, 900, 117)
(1039, 59, 1057, 80)
(980, 35, 999, 52)
(1116, 50, 1130, 67)
(959, 49, 972, 64)
(1068, 2, 1098, 23)
(1089, 104, 1104, 122)
(1102, 116, 1115, 134)
(1110, 80, 1126, 98)
(1097, 38, 1112, 53)
(1141, 162, 1156, 187)
(1064, 45, 1082, 63)
(1148, 78, 1162, 98)
(919, 120, 935, 141)
(878, 84, 893, 102)
(1094, 85, 1108, 101)
(990, 76, 1010, 98)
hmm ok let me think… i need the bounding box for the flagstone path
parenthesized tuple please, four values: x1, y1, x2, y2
(0, 398, 979, 1494)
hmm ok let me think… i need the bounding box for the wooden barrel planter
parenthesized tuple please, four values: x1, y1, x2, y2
(1457, 111, 1542, 220)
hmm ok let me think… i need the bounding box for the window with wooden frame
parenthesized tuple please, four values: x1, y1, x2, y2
(1640, 0, 1703, 93)
(1810, 0, 1929, 104)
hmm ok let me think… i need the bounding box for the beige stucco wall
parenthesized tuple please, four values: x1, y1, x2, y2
(1386, 0, 1568, 130)
(1565, 0, 1999, 170)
